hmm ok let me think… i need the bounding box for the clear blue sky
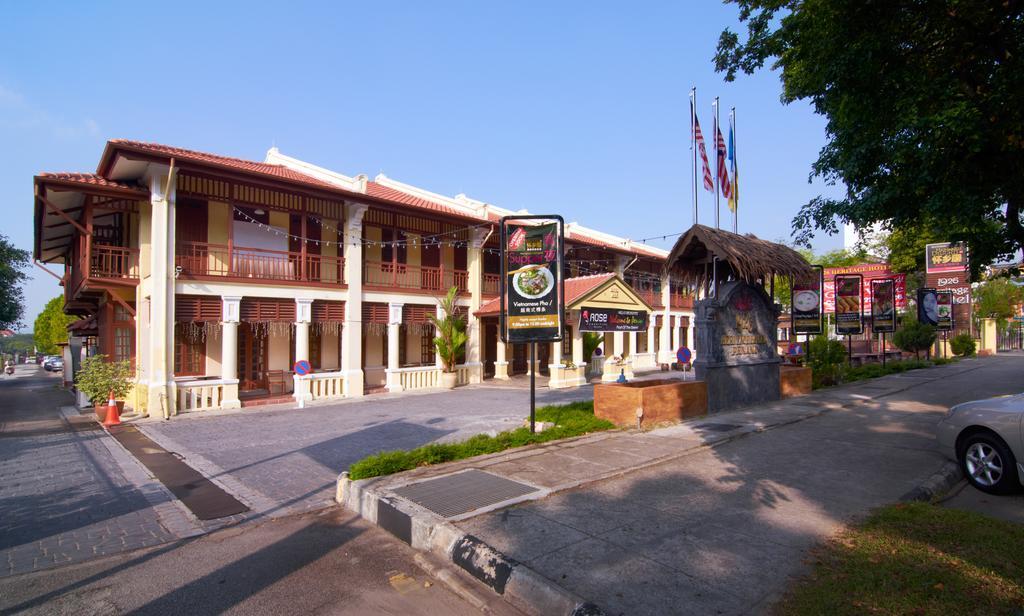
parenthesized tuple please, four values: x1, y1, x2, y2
(1, 1, 844, 329)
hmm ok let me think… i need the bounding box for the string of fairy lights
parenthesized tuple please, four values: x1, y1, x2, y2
(232, 205, 691, 288)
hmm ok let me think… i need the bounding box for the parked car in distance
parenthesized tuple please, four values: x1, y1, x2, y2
(937, 393, 1024, 494)
(49, 358, 64, 372)
(42, 356, 60, 371)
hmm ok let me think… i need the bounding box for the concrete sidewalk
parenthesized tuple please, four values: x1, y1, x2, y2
(341, 356, 1024, 615)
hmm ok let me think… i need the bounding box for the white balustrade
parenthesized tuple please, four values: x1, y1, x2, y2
(308, 371, 346, 400)
(455, 364, 472, 385)
(176, 379, 227, 412)
(396, 365, 441, 390)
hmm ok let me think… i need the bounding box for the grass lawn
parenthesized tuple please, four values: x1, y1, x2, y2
(778, 502, 1024, 615)
(347, 400, 613, 480)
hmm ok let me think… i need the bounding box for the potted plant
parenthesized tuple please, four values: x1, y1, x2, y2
(75, 354, 134, 420)
(429, 286, 467, 389)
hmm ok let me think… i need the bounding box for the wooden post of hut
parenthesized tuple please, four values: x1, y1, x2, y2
(664, 225, 813, 412)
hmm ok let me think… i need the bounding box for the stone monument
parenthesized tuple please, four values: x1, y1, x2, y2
(694, 280, 781, 412)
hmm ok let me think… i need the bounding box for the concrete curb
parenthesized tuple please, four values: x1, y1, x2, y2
(338, 471, 604, 616)
(901, 460, 962, 503)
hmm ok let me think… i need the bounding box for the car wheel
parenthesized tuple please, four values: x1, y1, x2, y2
(959, 432, 1020, 495)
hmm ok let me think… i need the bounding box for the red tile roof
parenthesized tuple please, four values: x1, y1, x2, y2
(106, 140, 339, 189)
(475, 273, 615, 317)
(37, 172, 147, 194)
(365, 181, 479, 219)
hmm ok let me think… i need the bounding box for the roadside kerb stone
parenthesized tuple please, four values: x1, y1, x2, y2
(337, 360, 990, 615)
(901, 460, 962, 502)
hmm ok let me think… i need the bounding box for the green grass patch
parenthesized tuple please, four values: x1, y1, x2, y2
(347, 400, 613, 480)
(778, 502, 1024, 615)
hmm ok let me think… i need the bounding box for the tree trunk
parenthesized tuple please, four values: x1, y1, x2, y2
(1007, 194, 1024, 258)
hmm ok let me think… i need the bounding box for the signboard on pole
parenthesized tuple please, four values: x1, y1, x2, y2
(926, 242, 968, 274)
(871, 278, 896, 333)
(936, 290, 954, 330)
(823, 264, 906, 314)
(500, 216, 565, 344)
(791, 265, 823, 335)
(834, 274, 863, 335)
(918, 288, 939, 326)
(578, 307, 647, 332)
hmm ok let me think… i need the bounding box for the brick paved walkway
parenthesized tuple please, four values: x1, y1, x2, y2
(0, 367, 188, 578)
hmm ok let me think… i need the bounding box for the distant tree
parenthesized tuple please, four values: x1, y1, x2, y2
(893, 321, 937, 361)
(33, 297, 77, 355)
(774, 247, 864, 310)
(715, 1, 1024, 268)
(974, 278, 1024, 321)
(0, 234, 30, 330)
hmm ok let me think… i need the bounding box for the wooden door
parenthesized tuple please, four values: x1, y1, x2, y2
(238, 323, 268, 391)
(484, 320, 497, 378)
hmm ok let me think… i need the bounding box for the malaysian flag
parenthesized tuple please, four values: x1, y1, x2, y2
(693, 113, 713, 192)
(716, 126, 732, 200)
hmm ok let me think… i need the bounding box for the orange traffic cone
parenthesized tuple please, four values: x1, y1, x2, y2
(102, 390, 121, 427)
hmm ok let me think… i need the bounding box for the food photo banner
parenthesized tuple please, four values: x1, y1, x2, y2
(578, 307, 648, 332)
(823, 264, 906, 314)
(500, 216, 565, 343)
(834, 274, 864, 335)
(936, 290, 954, 330)
(870, 278, 896, 333)
(791, 265, 823, 335)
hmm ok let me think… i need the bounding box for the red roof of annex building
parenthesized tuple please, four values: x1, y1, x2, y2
(475, 273, 615, 317)
(40, 138, 671, 262)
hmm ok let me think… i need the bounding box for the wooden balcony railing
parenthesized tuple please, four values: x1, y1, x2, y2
(483, 273, 500, 296)
(175, 241, 344, 285)
(90, 244, 140, 280)
(670, 292, 694, 309)
(363, 260, 469, 293)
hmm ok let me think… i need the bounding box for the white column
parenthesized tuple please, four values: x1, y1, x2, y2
(603, 331, 626, 382)
(494, 337, 509, 379)
(647, 316, 656, 358)
(675, 316, 684, 357)
(293, 298, 313, 402)
(435, 304, 445, 370)
(146, 170, 177, 418)
(464, 227, 488, 383)
(385, 302, 403, 392)
(221, 296, 241, 409)
(659, 274, 672, 364)
(572, 324, 584, 366)
(341, 204, 368, 397)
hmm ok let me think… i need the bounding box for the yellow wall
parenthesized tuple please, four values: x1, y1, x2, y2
(269, 210, 289, 235)
(268, 329, 291, 372)
(205, 330, 222, 376)
(208, 201, 229, 244)
(321, 330, 340, 370)
(407, 233, 421, 267)
(365, 226, 382, 262)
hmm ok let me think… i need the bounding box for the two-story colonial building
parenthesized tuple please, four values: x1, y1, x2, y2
(34, 140, 695, 418)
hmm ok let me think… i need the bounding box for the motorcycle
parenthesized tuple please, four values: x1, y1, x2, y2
(4, 366, 13, 376)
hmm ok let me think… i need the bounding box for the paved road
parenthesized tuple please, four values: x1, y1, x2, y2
(0, 507, 520, 616)
(0, 365, 176, 578)
(451, 356, 1024, 615)
(139, 380, 595, 517)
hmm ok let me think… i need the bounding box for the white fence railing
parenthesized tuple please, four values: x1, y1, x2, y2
(632, 352, 657, 371)
(308, 371, 345, 400)
(455, 364, 472, 386)
(176, 379, 227, 412)
(586, 357, 604, 379)
(397, 365, 441, 390)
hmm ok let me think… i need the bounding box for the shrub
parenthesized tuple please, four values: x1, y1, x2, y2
(807, 335, 847, 387)
(429, 286, 467, 373)
(75, 354, 134, 405)
(949, 333, 977, 357)
(892, 322, 936, 360)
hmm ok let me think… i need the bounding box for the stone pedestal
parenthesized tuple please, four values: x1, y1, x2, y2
(694, 281, 781, 413)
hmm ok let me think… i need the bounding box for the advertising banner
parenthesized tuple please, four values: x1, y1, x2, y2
(823, 264, 905, 314)
(870, 279, 896, 333)
(918, 288, 939, 326)
(791, 265, 823, 335)
(926, 242, 968, 274)
(500, 216, 564, 343)
(936, 290, 954, 330)
(834, 274, 863, 335)
(578, 307, 648, 332)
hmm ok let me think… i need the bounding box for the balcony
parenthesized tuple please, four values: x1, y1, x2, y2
(175, 241, 344, 285)
(90, 244, 140, 280)
(483, 273, 500, 296)
(363, 260, 469, 294)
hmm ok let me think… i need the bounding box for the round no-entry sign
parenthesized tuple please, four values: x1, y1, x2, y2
(294, 360, 311, 376)
(676, 347, 691, 364)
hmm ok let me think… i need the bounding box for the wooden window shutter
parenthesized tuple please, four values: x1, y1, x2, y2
(175, 295, 223, 322)
(312, 301, 345, 323)
(362, 303, 388, 324)
(402, 305, 433, 325)
(240, 298, 296, 322)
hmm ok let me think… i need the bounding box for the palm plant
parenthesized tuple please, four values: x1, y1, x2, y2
(429, 286, 467, 373)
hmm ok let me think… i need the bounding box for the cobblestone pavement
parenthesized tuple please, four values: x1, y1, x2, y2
(139, 377, 616, 519)
(0, 366, 191, 578)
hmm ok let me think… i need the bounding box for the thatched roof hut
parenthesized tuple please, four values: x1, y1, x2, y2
(664, 224, 812, 287)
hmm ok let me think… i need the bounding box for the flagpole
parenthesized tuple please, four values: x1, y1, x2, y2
(731, 106, 737, 234)
(690, 87, 698, 225)
(713, 97, 720, 230)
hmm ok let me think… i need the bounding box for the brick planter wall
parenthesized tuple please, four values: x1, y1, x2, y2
(594, 379, 707, 427)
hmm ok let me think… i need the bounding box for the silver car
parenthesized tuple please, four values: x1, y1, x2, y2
(937, 393, 1024, 494)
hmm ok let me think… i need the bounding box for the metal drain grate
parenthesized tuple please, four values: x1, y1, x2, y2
(392, 469, 539, 519)
(694, 423, 743, 433)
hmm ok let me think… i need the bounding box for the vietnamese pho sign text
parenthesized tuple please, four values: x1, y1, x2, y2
(500, 216, 564, 343)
